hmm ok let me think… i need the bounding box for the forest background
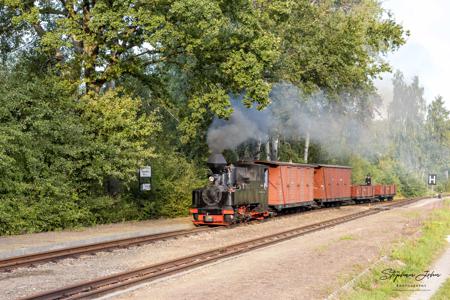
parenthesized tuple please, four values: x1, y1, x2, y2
(0, 0, 449, 235)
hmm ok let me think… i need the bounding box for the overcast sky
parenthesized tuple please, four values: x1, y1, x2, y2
(375, 0, 450, 110)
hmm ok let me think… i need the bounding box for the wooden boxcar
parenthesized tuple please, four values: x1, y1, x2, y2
(314, 164, 352, 204)
(256, 161, 315, 211)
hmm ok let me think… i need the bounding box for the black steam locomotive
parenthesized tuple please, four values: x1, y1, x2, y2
(190, 153, 270, 225)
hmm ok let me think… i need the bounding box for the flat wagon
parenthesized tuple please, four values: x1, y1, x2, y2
(374, 184, 396, 201)
(351, 185, 375, 203)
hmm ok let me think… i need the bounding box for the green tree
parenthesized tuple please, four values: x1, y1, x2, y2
(258, 0, 406, 163)
(272, 0, 406, 94)
(388, 71, 427, 175)
(425, 96, 450, 186)
(427, 96, 450, 144)
(0, 0, 280, 140)
(1, 1, 406, 146)
(0, 66, 159, 234)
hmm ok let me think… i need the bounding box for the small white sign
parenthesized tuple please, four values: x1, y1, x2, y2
(428, 174, 437, 185)
(140, 166, 152, 178)
(141, 183, 151, 191)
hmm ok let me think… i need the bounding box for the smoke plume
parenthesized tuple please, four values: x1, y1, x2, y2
(207, 109, 268, 153)
(206, 82, 388, 160)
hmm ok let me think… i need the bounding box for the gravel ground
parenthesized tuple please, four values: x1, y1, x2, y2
(106, 198, 444, 300)
(0, 205, 374, 299)
(0, 217, 193, 259)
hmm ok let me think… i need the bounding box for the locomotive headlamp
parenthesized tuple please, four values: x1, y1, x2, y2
(208, 176, 215, 182)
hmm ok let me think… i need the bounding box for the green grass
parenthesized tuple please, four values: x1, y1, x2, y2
(401, 210, 421, 219)
(315, 243, 331, 253)
(340, 234, 356, 241)
(341, 199, 450, 300)
(431, 278, 450, 300)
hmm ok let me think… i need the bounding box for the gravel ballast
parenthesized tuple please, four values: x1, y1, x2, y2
(0, 200, 443, 299)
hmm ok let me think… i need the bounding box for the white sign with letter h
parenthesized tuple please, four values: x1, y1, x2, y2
(428, 174, 437, 185)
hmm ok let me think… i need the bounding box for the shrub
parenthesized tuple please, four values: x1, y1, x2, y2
(348, 155, 426, 197)
(0, 69, 163, 234)
(144, 151, 207, 218)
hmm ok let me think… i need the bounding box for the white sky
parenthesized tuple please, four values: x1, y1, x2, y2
(375, 0, 450, 110)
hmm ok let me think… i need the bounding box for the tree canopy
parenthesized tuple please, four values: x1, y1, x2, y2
(4, 0, 439, 235)
(1, 1, 407, 141)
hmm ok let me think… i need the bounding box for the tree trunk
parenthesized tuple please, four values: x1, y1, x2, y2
(304, 130, 310, 163)
(255, 139, 262, 160)
(272, 136, 279, 161)
(265, 140, 270, 161)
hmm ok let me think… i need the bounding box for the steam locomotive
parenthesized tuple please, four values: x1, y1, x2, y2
(190, 153, 396, 225)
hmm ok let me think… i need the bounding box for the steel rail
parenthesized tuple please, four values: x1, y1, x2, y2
(0, 227, 212, 272)
(22, 195, 431, 300)
(1, 195, 437, 272)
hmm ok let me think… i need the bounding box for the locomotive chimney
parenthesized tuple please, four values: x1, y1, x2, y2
(207, 153, 227, 173)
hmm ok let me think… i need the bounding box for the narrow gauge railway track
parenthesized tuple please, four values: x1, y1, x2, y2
(0, 227, 213, 272)
(22, 196, 432, 300)
(0, 196, 437, 273)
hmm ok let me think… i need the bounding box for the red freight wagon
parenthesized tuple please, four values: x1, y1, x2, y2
(351, 185, 375, 200)
(374, 184, 396, 200)
(256, 161, 315, 210)
(314, 164, 352, 203)
(385, 185, 396, 197)
(373, 185, 385, 196)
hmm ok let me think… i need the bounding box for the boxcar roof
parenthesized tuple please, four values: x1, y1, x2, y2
(253, 160, 317, 168)
(235, 160, 266, 167)
(316, 164, 352, 169)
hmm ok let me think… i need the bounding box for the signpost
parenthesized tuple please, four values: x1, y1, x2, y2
(139, 166, 152, 192)
(428, 174, 437, 185)
(428, 174, 437, 194)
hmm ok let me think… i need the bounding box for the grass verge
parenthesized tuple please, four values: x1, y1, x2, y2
(341, 198, 450, 300)
(340, 234, 356, 241)
(431, 278, 450, 300)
